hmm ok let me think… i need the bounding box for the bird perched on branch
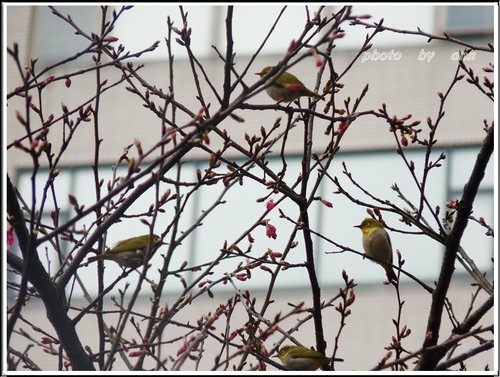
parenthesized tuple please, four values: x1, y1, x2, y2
(276, 344, 342, 370)
(354, 217, 398, 283)
(85, 234, 162, 268)
(256, 66, 323, 103)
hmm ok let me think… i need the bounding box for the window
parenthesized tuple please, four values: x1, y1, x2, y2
(438, 5, 494, 36)
(31, 5, 100, 66)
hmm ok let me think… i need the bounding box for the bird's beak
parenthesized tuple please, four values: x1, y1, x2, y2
(354, 224, 361, 228)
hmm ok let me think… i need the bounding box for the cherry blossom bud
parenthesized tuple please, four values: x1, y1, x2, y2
(41, 337, 53, 344)
(43, 75, 55, 86)
(235, 273, 248, 281)
(103, 36, 119, 42)
(337, 120, 350, 135)
(265, 223, 277, 239)
(177, 339, 187, 356)
(315, 54, 324, 67)
(266, 199, 275, 210)
(7, 227, 15, 247)
(321, 198, 333, 208)
(401, 135, 408, 146)
(342, 269, 348, 281)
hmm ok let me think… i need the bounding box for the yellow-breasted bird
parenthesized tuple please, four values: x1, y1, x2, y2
(86, 234, 162, 268)
(354, 218, 398, 283)
(276, 345, 333, 371)
(256, 66, 323, 103)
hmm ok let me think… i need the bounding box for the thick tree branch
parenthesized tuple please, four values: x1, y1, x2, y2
(7, 176, 95, 370)
(416, 127, 494, 370)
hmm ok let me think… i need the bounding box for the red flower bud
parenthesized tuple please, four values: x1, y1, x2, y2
(265, 223, 277, 239)
(321, 198, 333, 208)
(247, 233, 254, 243)
(7, 227, 15, 247)
(401, 135, 408, 146)
(315, 54, 324, 67)
(337, 120, 350, 135)
(41, 337, 53, 344)
(266, 199, 275, 210)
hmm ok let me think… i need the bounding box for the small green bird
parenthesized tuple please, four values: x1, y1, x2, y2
(276, 345, 331, 371)
(86, 234, 162, 268)
(354, 218, 398, 283)
(256, 66, 323, 103)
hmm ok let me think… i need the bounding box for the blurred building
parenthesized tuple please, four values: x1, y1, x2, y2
(5, 4, 495, 371)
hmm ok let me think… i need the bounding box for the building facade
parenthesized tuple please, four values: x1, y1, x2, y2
(5, 4, 495, 372)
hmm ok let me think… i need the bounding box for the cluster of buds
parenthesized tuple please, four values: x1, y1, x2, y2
(173, 22, 192, 47)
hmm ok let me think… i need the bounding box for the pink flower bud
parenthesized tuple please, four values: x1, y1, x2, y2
(260, 344, 269, 358)
(229, 330, 238, 340)
(177, 341, 187, 356)
(266, 199, 275, 210)
(337, 120, 350, 135)
(41, 337, 53, 344)
(7, 227, 15, 247)
(265, 223, 277, 239)
(247, 233, 254, 243)
(315, 54, 324, 68)
(43, 76, 55, 86)
(401, 135, 408, 146)
(321, 198, 333, 208)
(103, 36, 119, 42)
(235, 273, 248, 281)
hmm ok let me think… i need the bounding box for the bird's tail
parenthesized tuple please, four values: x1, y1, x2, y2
(385, 265, 398, 283)
(310, 90, 325, 100)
